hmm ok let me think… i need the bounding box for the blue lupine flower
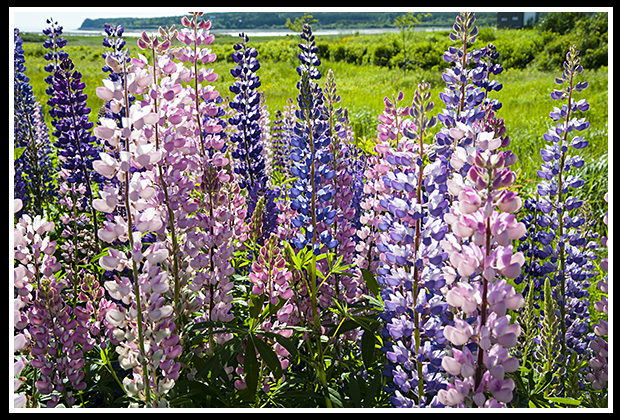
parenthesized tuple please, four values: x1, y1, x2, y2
(289, 24, 336, 255)
(13, 28, 57, 217)
(46, 54, 104, 209)
(229, 33, 267, 193)
(228, 33, 279, 244)
(516, 45, 598, 388)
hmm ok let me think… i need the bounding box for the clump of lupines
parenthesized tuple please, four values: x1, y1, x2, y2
(14, 210, 96, 408)
(12, 10, 610, 410)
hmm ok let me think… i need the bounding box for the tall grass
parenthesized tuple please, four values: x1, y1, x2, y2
(19, 33, 608, 216)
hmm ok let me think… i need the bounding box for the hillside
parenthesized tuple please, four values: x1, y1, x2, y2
(79, 11, 499, 31)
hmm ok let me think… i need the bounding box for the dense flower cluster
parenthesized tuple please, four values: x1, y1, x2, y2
(13, 11, 608, 410)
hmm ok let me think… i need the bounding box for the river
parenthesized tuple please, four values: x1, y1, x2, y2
(62, 26, 450, 38)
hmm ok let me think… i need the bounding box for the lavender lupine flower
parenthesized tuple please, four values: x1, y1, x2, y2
(271, 98, 297, 178)
(257, 94, 274, 178)
(374, 84, 451, 407)
(92, 50, 179, 407)
(516, 45, 598, 395)
(437, 132, 526, 408)
(354, 93, 409, 276)
(136, 16, 241, 347)
(174, 12, 221, 157)
(586, 192, 608, 392)
(13, 28, 56, 217)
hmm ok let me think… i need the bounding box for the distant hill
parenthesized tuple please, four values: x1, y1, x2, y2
(79, 11, 499, 31)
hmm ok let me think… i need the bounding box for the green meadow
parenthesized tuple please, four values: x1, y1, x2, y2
(19, 28, 609, 223)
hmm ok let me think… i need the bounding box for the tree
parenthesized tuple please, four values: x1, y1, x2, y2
(286, 12, 319, 33)
(394, 12, 429, 72)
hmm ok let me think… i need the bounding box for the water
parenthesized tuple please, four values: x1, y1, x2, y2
(61, 26, 450, 38)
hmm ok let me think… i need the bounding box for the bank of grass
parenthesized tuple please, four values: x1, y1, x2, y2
(19, 32, 608, 219)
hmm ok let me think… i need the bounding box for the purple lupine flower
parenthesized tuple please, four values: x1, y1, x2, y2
(318, 69, 365, 303)
(375, 83, 451, 407)
(13, 214, 90, 408)
(438, 140, 525, 408)
(13, 28, 57, 217)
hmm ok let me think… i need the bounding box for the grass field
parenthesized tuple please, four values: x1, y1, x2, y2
(19, 31, 609, 222)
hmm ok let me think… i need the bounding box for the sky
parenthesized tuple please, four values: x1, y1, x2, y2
(10, 7, 198, 32)
(11, 7, 594, 33)
(11, 7, 406, 33)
